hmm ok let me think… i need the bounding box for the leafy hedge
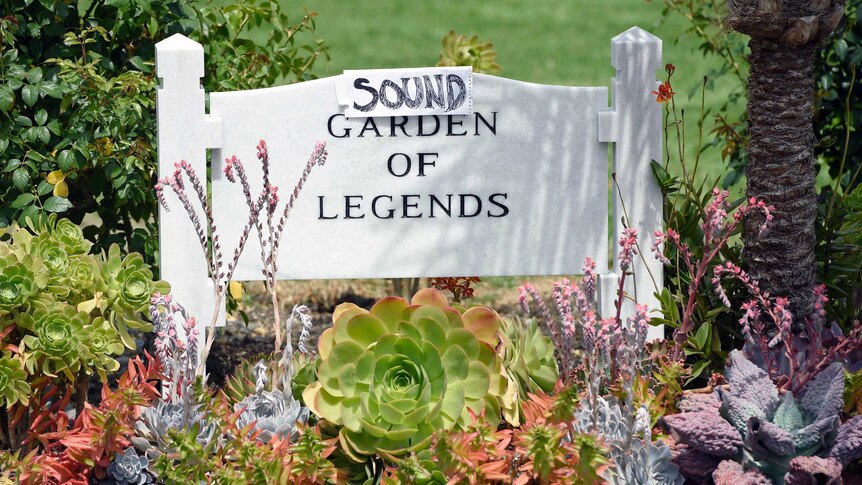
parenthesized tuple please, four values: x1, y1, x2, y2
(0, 0, 326, 266)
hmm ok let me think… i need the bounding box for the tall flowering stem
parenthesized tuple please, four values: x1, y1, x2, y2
(518, 243, 647, 391)
(652, 188, 774, 361)
(714, 265, 862, 393)
(156, 139, 327, 374)
(150, 292, 198, 401)
(288, 304, 314, 355)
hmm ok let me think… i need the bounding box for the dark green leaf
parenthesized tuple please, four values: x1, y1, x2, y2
(128, 56, 149, 73)
(0, 86, 13, 112)
(10, 194, 36, 209)
(147, 17, 159, 37)
(18, 205, 40, 226)
(37, 180, 53, 196)
(57, 150, 74, 171)
(835, 39, 848, 61)
(686, 360, 709, 385)
(21, 84, 39, 107)
(27, 67, 43, 83)
(34, 109, 48, 126)
(40, 81, 63, 98)
(693, 321, 710, 349)
(42, 196, 73, 213)
(12, 168, 30, 190)
(3, 159, 21, 173)
(23, 127, 39, 143)
(36, 126, 50, 144)
(46, 120, 62, 136)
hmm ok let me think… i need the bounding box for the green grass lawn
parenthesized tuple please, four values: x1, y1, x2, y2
(288, 0, 748, 185)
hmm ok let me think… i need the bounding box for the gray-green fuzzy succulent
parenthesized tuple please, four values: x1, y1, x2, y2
(664, 350, 860, 483)
(107, 447, 152, 485)
(234, 361, 307, 443)
(133, 398, 217, 460)
(574, 396, 684, 485)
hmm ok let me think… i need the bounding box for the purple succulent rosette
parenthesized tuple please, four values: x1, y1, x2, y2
(663, 350, 860, 482)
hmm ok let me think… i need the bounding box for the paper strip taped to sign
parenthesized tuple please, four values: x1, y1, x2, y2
(336, 66, 473, 118)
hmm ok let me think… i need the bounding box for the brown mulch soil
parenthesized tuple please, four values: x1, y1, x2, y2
(203, 276, 565, 387)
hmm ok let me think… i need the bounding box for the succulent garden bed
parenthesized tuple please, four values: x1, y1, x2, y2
(2, 1, 862, 484)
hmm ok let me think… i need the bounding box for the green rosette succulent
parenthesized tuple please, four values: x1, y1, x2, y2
(101, 245, 157, 311)
(117, 259, 155, 311)
(0, 355, 30, 407)
(65, 255, 100, 301)
(31, 233, 71, 277)
(303, 288, 511, 462)
(0, 255, 40, 315)
(20, 303, 91, 379)
(88, 317, 124, 380)
(437, 30, 501, 75)
(500, 316, 559, 406)
(100, 244, 167, 348)
(50, 218, 91, 256)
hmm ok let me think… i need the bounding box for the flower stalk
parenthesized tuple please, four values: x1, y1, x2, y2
(156, 139, 327, 374)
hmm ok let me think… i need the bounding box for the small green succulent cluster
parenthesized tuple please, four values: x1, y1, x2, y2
(0, 356, 29, 408)
(0, 217, 168, 391)
(437, 30, 501, 75)
(303, 288, 515, 462)
(500, 317, 559, 402)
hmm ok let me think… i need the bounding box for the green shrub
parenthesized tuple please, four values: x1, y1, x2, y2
(0, 0, 327, 266)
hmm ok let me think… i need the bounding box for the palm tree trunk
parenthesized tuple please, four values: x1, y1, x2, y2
(743, 37, 818, 319)
(727, 0, 846, 320)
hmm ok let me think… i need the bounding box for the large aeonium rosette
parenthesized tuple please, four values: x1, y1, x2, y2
(99, 244, 166, 348)
(303, 288, 511, 461)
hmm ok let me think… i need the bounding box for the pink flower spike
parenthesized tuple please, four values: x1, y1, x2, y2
(172, 167, 184, 190)
(583, 257, 597, 302)
(223, 157, 236, 182)
(652, 230, 671, 264)
(313, 141, 328, 167)
(154, 182, 169, 210)
(618, 228, 639, 271)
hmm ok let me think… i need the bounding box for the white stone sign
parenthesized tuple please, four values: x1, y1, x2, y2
(209, 75, 608, 282)
(155, 27, 664, 340)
